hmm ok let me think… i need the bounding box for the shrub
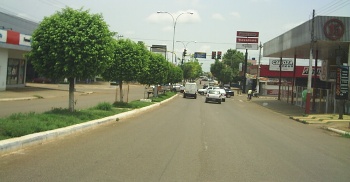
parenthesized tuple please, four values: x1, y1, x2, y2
(95, 102, 113, 111)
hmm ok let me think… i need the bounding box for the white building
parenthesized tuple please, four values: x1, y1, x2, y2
(0, 11, 38, 91)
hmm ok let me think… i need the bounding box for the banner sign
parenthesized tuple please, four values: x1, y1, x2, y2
(269, 59, 294, 71)
(335, 66, 349, 100)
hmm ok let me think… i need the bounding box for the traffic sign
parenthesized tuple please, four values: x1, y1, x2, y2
(194, 52, 206, 58)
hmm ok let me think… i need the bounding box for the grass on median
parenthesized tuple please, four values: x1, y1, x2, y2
(0, 91, 176, 141)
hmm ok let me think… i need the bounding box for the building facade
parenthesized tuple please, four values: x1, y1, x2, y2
(0, 11, 38, 91)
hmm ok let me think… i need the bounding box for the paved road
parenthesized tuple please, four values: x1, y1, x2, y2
(1, 94, 349, 181)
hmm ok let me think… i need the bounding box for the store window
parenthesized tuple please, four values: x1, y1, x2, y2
(7, 59, 25, 85)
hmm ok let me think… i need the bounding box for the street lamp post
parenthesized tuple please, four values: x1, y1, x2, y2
(157, 11, 193, 63)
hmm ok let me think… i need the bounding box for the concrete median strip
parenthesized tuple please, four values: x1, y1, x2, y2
(0, 95, 177, 156)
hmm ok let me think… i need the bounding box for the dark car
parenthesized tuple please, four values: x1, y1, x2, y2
(224, 88, 234, 97)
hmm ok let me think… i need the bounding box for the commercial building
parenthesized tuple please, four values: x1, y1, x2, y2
(0, 11, 38, 91)
(262, 16, 350, 113)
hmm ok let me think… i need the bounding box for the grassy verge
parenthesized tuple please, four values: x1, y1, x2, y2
(0, 91, 176, 141)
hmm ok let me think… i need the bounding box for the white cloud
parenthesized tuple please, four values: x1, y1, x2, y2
(230, 11, 241, 19)
(212, 13, 225, 21)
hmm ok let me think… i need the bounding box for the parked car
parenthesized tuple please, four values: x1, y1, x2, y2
(215, 88, 226, 102)
(205, 89, 222, 104)
(172, 83, 183, 92)
(224, 87, 234, 97)
(179, 85, 185, 93)
(183, 82, 198, 99)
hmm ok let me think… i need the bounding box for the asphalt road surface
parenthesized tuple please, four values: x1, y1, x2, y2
(1, 94, 350, 181)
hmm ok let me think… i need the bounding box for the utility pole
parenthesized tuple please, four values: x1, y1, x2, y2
(306, 9, 315, 114)
(243, 49, 248, 93)
(256, 42, 263, 93)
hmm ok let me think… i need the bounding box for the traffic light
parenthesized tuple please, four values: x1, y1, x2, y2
(211, 51, 216, 59)
(217, 51, 222, 59)
(183, 49, 187, 57)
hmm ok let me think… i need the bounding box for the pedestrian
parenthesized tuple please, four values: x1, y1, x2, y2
(247, 89, 252, 100)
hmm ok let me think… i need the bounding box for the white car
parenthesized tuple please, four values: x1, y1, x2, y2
(172, 83, 183, 92)
(198, 86, 220, 95)
(205, 89, 222, 104)
(215, 88, 226, 102)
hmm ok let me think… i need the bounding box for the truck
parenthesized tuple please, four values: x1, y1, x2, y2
(183, 82, 198, 99)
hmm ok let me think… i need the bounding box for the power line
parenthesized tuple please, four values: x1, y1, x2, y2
(316, 0, 350, 16)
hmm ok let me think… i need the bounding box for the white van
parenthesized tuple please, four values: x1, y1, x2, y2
(183, 82, 198, 99)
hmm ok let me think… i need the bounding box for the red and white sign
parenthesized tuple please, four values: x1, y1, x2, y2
(236, 37, 258, 43)
(0, 30, 31, 46)
(237, 31, 259, 37)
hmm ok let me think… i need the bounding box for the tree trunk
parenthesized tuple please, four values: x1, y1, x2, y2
(119, 80, 123, 102)
(127, 84, 129, 103)
(68, 77, 75, 112)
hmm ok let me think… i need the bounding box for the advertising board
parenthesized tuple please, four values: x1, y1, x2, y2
(269, 59, 294, 71)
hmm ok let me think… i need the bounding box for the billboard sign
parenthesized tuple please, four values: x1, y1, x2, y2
(236, 37, 259, 43)
(237, 31, 259, 37)
(236, 31, 259, 50)
(335, 66, 349, 100)
(236, 43, 258, 50)
(269, 59, 294, 71)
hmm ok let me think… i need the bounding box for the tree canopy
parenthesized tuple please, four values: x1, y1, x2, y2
(27, 7, 115, 111)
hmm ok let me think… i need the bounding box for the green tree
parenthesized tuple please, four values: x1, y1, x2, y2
(167, 64, 183, 84)
(181, 59, 202, 82)
(222, 49, 245, 82)
(102, 39, 149, 102)
(139, 53, 169, 86)
(210, 59, 225, 82)
(27, 7, 115, 112)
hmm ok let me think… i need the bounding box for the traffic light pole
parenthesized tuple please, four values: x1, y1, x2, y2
(243, 49, 248, 93)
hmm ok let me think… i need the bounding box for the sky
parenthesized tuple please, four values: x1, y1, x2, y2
(1, 0, 349, 71)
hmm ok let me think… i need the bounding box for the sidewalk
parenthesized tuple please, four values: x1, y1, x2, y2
(247, 95, 350, 135)
(0, 83, 109, 101)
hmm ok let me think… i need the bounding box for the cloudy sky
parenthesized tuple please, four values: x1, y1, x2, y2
(1, 0, 349, 71)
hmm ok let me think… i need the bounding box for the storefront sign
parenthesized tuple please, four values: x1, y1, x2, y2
(301, 67, 321, 75)
(323, 18, 345, 41)
(0, 29, 7, 43)
(269, 59, 294, 71)
(335, 66, 349, 99)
